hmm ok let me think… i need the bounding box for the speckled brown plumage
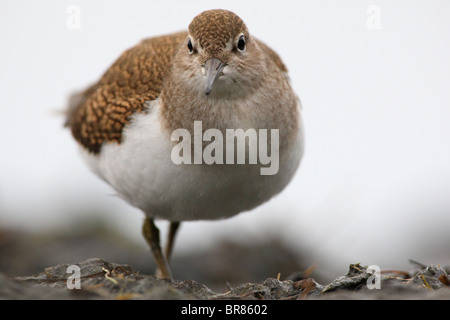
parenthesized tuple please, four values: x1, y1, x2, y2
(66, 31, 188, 153)
(66, 10, 290, 154)
(188, 9, 249, 60)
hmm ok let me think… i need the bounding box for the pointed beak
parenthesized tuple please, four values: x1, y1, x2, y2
(204, 58, 226, 95)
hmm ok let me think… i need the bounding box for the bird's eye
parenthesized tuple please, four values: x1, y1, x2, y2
(237, 35, 246, 52)
(187, 38, 194, 54)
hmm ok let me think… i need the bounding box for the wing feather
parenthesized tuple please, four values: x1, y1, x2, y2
(65, 31, 188, 153)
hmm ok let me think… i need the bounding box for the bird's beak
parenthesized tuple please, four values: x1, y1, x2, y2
(204, 58, 226, 95)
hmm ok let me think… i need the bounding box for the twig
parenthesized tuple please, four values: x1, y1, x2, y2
(409, 259, 427, 269)
(295, 278, 317, 300)
(303, 264, 317, 277)
(381, 274, 411, 281)
(420, 274, 431, 290)
(350, 264, 363, 272)
(381, 270, 411, 278)
(102, 267, 119, 285)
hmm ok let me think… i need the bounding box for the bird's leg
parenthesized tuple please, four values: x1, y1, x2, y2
(165, 221, 181, 261)
(155, 222, 181, 278)
(142, 217, 173, 280)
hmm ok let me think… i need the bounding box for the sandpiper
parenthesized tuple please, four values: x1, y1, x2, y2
(65, 9, 304, 279)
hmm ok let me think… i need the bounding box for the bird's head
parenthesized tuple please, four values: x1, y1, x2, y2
(181, 9, 263, 98)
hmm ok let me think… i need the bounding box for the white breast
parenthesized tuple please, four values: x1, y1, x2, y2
(80, 99, 303, 221)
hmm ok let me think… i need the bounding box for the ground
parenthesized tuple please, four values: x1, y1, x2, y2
(0, 224, 449, 300)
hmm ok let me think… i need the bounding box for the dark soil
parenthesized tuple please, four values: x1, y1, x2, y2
(0, 225, 449, 300)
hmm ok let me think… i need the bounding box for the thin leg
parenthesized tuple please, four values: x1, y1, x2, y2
(165, 221, 181, 261)
(142, 217, 172, 280)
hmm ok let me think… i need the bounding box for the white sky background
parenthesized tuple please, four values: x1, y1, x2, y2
(0, 0, 449, 278)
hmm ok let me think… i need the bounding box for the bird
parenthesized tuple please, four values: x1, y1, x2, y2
(65, 9, 304, 280)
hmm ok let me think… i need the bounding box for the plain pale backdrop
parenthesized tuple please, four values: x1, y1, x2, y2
(1, 0, 449, 278)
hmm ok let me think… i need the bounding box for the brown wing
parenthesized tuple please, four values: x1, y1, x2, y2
(254, 38, 288, 73)
(65, 31, 188, 154)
